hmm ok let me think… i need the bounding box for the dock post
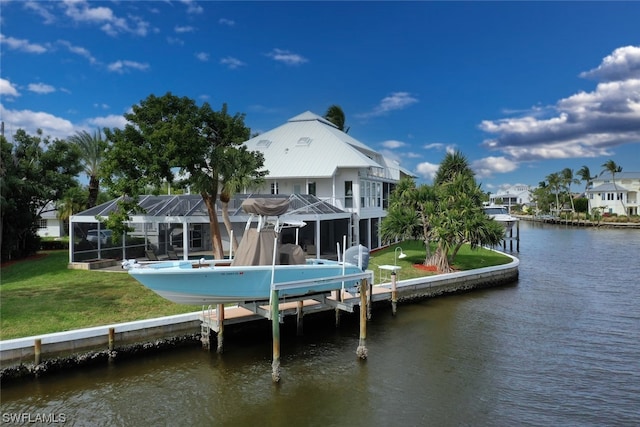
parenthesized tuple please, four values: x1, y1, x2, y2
(296, 301, 304, 336)
(334, 290, 341, 327)
(34, 339, 42, 365)
(516, 221, 520, 252)
(356, 279, 368, 360)
(108, 327, 115, 351)
(271, 289, 281, 383)
(216, 303, 225, 354)
(367, 282, 372, 320)
(391, 271, 398, 316)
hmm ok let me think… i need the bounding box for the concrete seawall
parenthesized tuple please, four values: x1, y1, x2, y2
(0, 252, 519, 374)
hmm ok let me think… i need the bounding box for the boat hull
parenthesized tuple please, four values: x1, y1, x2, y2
(128, 259, 365, 305)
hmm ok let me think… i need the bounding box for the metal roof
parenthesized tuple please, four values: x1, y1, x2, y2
(243, 111, 384, 178)
(72, 193, 346, 222)
(587, 183, 629, 192)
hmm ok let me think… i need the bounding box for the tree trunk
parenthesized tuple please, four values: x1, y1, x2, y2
(202, 193, 224, 259)
(221, 201, 239, 252)
(424, 246, 452, 273)
(87, 175, 99, 209)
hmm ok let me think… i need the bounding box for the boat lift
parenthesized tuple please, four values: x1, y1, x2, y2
(199, 235, 373, 383)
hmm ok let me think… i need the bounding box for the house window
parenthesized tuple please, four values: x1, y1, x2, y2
(308, 182, 316, 196)
(271, 182, 279, 195)
(345, 181, 353, 208)
(617, 193, 623, 201)
(607, 193, 614, 201)
(38, 219, 47, 229)
(293, 184, 301, 194)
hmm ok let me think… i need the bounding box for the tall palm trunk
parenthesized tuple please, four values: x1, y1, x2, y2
(87, 175, 100, 209)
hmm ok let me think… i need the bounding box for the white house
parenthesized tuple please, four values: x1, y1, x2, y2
(37, 202, 65, 238)
(69, 111, 414, 262)
(489, 185, 533, 212)
(243, 111, 415, 249)
(587, 171, 639, 216)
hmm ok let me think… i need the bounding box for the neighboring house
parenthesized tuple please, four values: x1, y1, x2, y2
(489, 185, 532, 212)
(69, 111, 414, 262)
(587, 171, 640, 216)
(243, 111, 415, 249)
(37, 202, 65, 238)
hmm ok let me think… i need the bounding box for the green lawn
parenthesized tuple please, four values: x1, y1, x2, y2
(1, 251, 198, 340)
(0, 243, 512, 340)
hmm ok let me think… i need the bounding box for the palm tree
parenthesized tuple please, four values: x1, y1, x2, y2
(324, 105, 349, 133)
(577, 165, 597, 219)
(219, 146, 267, 251)
(68, 129, 107, 209)
(601, 160, 625, 214)
(560, 168, 579, 216)
(433, 150, 474, 186)
(546, 172, 561, 216)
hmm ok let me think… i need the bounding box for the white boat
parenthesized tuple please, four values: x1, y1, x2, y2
(124, 198, 371, 305)
(482, 204, 518, 232)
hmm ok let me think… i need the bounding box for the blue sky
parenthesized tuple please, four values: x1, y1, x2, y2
(1, 1, 639, 193)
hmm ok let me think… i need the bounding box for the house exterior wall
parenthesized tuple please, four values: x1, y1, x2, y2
(587, 173, 640, 216)
(37, 218, 64, 238)
(490, 185, 532, 211)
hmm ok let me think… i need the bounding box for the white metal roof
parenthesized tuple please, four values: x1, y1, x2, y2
(244, 111, 384, 178)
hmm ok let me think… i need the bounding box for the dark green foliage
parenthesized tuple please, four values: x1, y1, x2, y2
(1, 131, 82, 261)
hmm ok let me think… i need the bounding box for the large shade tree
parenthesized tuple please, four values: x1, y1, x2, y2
(1, 130, 82, 260)
(102, 92, 264, 259)
(219, 145, 267, 251)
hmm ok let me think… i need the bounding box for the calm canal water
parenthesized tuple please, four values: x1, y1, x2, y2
(2, 221, 639, 426)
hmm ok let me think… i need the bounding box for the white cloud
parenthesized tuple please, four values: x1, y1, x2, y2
(471, 156, 518, 179)
(180, 0, 203, 14)
(0, 103, 74, 140)
(266, 49, 308, 66)
(166, 37, 184, 46)
(87, 114, 128, 129)
(0, 34, 47, 53)
(220, 56, 246, 69)
(580, 45, 640, 82)
(0, 78, 20, 97)
(219, 18, 235, 27)
(356, 92, 418, 119)
(61, 0, 150, 37)
(479, 45, 640, 163)
(107, 60, 149, 74)
(381, 140, 406, 149)
(28, 83, 56, 94)
(423, 142, 457, 153)
(195, 52, 210, 62)
(415, 162, 439, 180)
(175, 26, 195, 33)
(24, 1, 57, 24)
(57, 40, 98, 64)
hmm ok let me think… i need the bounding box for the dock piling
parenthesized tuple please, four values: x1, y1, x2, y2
(216, 303, 225, 354)
(271, 289, 281, 383)
(34, 339, 42, 365)
(108, 327, 115, 351)
(356, 279, 368, 360)
(391, 271, 398, 316)
(296, 301, 304, 336)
